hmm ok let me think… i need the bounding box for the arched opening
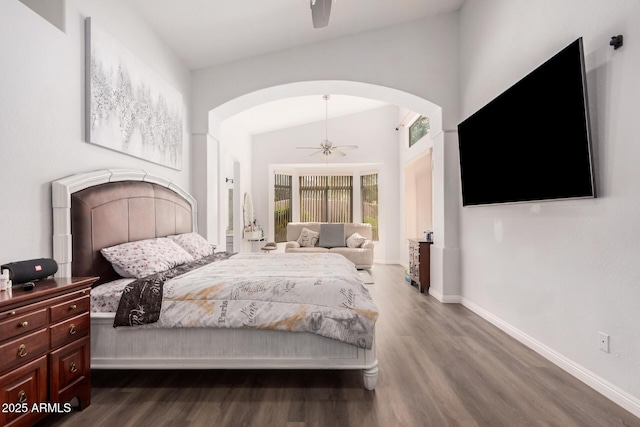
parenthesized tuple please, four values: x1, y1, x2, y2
(194, 80, 459, 301)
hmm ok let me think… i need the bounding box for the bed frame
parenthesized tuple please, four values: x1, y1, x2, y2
(52, 169, 378, 390)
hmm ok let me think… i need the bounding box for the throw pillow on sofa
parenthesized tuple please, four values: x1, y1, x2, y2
(318, 223, 346, 248)
(346, 232, 367, 248)
(297, 227, 319, 247)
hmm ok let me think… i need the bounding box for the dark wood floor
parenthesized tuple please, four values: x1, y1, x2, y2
(42, 264, 639, 427)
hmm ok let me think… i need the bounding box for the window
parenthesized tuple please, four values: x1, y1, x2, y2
(299, 175, 353, 223)
(409, 115, 430, 147)
(361, 173, 379, 241)
(274, 173, 292, 243)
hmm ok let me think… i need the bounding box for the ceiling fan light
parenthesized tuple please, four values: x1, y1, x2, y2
(296, 93, 358, 159)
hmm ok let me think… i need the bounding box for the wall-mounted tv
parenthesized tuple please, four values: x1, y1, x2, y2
(458, 38, 595, 207)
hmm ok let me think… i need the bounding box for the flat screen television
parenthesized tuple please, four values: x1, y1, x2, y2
(457, 38, 595, 206)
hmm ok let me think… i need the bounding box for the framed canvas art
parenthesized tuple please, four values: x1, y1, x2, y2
(85, 17, 183, 170)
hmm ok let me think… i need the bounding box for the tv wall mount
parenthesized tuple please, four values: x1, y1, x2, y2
(610, 35, 623, 50)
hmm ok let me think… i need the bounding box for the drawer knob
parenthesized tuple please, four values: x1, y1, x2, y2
(18, 390, 27, 403)
(8, 311, 16, 316)
(69, 304, 77, 310)
(70, 362, 78, 373)
(69, 324, 76, 335)
(19, 321, 29, 328)
(18, 344, 27, 358)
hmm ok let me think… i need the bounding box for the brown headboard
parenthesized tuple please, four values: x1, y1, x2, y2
(52, 169, 197, 285)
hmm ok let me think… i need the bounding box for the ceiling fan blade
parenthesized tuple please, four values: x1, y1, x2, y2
(296, 147, 321, 149)
(309, 150, 325, 156)
(334, 145, 358, 150)
(311, 0, 332, 29)
(331, 150, 347, 157)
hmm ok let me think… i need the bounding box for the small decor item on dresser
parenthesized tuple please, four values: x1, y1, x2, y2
(0, 258, 58, 284)
(0, 269, 9, 291)
(424, 230, 433, 242)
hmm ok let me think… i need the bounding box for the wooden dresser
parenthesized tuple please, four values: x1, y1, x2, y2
(408, 239, 432, 293)
(0, 277, 97, 427)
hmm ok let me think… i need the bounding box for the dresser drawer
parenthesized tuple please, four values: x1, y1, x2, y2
(0, 309, 48, 342)
(50, 312, 90, 349)
(50, 336, 90, 402)
(50, 294, 90, 323)
(0, 329, 48, 373)
(0, 355, 48, 427)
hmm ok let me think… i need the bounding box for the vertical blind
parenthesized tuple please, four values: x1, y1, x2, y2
(274, 173, 292, 243)
(299, 175, 353, 223)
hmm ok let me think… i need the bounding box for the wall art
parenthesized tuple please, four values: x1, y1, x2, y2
(85, 17, 183, 170)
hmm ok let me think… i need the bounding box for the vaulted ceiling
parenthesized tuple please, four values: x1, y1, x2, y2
(130, 0, 465, 70)
(128, 1, 462, 133)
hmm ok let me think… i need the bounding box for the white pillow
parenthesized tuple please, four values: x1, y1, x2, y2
(297, 227, 319, 248)
(168, 232, 215, 260)
(101, 238, 194, 279)
(346, 232, 366, 248)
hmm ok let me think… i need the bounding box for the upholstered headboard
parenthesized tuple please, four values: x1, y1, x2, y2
(52, 169, 197, 285)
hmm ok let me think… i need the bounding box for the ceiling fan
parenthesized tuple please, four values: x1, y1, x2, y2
(310, 0, 333, 29)
(296, 94, 358, 158)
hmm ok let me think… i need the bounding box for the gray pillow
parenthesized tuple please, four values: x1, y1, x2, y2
(319, 223, 346, 248)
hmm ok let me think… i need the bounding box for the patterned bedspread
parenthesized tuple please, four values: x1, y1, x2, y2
(114, 253, 378, 349)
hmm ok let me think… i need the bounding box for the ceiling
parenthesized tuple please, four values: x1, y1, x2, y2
(129, 0, 465, 70)
(128, 1, 461, 134)
(223, 95, 391, 136)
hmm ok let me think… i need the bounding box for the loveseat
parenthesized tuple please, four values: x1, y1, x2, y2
(284, 222, 374, 270)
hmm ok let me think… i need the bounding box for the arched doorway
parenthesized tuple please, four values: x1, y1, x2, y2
(196, 80, 459, 301)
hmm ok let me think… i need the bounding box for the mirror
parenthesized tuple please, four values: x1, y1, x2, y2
(243, 192, 254, 228)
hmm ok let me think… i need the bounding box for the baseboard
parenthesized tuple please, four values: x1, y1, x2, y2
(461, 297, 640, 419)
(440, 294, 462, 304)
(427, 288, 461, 304)
(373, 259, 403, 265)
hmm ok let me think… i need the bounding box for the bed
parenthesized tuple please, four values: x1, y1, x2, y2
(52, 169, 379, 390)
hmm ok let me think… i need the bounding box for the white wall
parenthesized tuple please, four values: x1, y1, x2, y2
(0, 0, 192, 265)
(459, 0, 640, 411)
(218, 123, 252, 251)
(192, 12, 460, 132)
(252, 106, 400, 262)
(404, 151, 433, 242)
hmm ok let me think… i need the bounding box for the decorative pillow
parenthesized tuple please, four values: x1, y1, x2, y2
(101, 238, 194, 279)
(319, 223, 346, 248)
(168, 232, 215, 260)
(346, 232, 367, 248)
(297, 227, 319, 248)
(112, 264, 134, 278)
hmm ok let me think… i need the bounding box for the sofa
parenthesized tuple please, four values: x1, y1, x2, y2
(284, 222, 374, 270)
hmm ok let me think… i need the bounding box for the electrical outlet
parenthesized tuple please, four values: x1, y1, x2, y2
(598, 332, 610, 353)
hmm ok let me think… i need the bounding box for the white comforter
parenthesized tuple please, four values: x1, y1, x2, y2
(154, 253, 378, 349)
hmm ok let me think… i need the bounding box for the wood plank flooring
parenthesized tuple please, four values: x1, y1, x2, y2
(41, 264, 640, 427)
